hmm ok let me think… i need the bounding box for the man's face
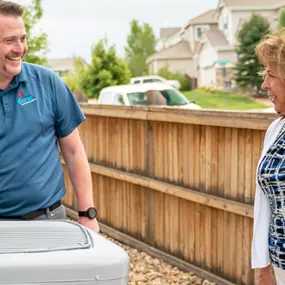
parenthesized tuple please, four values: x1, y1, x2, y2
(0, 15, 27, 84)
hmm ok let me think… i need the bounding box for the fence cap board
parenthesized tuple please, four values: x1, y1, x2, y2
(80, 104, 278, 130)
(81, 103, 148, 120)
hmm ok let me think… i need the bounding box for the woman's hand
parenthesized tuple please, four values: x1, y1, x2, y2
(258, 265, 275, 285)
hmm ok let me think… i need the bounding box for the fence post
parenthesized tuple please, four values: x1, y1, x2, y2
(145, 119, 155, 246)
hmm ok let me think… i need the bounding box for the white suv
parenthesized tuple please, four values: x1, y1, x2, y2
(98, 83, 201, 109)
(130, 75, 181, 90)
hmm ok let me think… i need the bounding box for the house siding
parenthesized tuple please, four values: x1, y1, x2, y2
(199, 42, 218, 68)
(230, 10, 279, 45)
(149, 59, 195, 77)
(218, 6, 233, 44)
(217, 50, 237, 62)
(198, 42, 218, 87)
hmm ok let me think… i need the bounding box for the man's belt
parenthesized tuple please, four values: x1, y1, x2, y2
(0, 200, 62, 220)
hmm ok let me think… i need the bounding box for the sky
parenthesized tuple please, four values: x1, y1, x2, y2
(15, 0, 217, 62)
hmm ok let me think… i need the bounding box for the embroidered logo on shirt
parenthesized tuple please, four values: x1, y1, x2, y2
(17, 91, 36, 106)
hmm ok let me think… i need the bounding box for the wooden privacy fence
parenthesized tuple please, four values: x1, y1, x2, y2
(62, 104, 278, 285)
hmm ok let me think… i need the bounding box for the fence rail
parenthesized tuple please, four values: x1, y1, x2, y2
(62, 104, 278, 285)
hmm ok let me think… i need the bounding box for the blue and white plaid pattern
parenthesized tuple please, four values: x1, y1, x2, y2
(258, 124, 285, 269)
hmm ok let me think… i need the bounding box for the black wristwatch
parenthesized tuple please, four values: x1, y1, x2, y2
(78, 207, 97, 219)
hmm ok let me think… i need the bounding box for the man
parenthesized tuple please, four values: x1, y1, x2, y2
(0, 1, 99, 232)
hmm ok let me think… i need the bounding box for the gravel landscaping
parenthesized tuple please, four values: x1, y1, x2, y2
(105, 235, 216, 285)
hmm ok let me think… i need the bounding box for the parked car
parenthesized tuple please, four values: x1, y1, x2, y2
(97, 83, 201, 109)
(130, 75, 181, 90)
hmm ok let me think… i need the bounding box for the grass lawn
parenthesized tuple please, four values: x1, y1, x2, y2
(182, 89, 267, 110)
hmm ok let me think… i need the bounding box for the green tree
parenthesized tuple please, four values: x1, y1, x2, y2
(279, 8, 285, 28)
(125, 19, 157, 77)
(157, 62, 190, 91)
(235, 14, 270, 94)
(62, 57, 87, 93)
(23, 0, 48, 65)
(80, 39, 131, 98)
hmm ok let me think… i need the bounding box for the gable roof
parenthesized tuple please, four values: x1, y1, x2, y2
(147, 40, 192, 63)
(204, 27, 230, 48)
(160, 28, 181, 40)
(182, 9, 217, 32)
(219, 0, 283, 8)
(187, 9, 217, 25)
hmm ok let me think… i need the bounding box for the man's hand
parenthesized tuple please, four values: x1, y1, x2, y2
(258, 265, 275, 285)
(78, 217, 100, 233)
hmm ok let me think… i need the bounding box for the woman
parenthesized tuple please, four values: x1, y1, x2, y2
(252, 29, 285, 285)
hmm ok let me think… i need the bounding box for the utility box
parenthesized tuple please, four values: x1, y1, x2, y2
(0, 221, 129, 284)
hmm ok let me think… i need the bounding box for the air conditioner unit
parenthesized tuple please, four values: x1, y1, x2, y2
(0, 221, 129, 285)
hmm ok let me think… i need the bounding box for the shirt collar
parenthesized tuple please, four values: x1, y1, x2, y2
(8, 65, 28, 90)
(15, 65, 28, 84)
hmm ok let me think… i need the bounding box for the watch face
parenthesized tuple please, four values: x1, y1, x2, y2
(88, 207, 97, 219)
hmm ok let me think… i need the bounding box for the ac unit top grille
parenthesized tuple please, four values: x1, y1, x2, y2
(0, 221, 91, 254)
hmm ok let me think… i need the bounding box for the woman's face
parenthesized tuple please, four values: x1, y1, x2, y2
(262, 64, 285, 116)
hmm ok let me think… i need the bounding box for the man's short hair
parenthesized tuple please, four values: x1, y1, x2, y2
(0, 0, 24, 17)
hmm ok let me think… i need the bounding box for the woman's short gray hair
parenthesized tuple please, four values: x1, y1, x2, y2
(256, 29, 285, 80)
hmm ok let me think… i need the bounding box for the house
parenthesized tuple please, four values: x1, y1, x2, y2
(160, 27, 181, 49)
(147, 40, 194, 76)
(148, 0, 285, 90)
(46, 58, 77, 77)
(196, 0, 285, 89)
(179, 9, 218, 54)
(147, 10, 217, 78)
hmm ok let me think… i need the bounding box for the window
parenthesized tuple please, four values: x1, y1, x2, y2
(143, 78, 162, 83)
(197, 27, 202, 39)
(114, 93, 125, 105)
(159, 89, 188, 106)
(223, 15, 228, 30)
(196, 26, 208, 40)
(143, 79, 154, 83)
(127, 92, 148, 105)
(133, 80, 140, 84)
(99, 92, 115, 104)
(126, 89, 188, 106)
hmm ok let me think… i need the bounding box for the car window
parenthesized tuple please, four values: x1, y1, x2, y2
(114, 93, 125, 105)
(99, 92, 114, 104)
(159, 89, 188, 106)
(127, 92, 147, 105)
(143, 79, 154, 83)
(143, 78, 162, 83)
(133, 80, 140, 84)
(142, 79, 155, 83)
(126, 89, 188, 106)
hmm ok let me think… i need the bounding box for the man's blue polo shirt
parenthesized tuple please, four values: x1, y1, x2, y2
(0, 62, 85, 216)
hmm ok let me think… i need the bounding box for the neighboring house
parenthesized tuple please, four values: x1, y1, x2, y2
(196, 27, 236, 88)
(147, 40, 194, 76)
(46, 58, 77, 77)
(147, 10, 217, 79)
(160, 27, 181, 49)
(196, 0, 285, 89)
(149, 0, 285, 90)
(179, 9, 218, 54)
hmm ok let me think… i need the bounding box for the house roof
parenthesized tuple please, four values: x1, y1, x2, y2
(219, 0, 283, 8)
(204, 28, 230, 48)
(147, 40, 192, 63)
(47, 58, 76, 71)
(160, 28, 181, 40)
(194, 27, 234, 56)
(183, 10, 217, 29)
